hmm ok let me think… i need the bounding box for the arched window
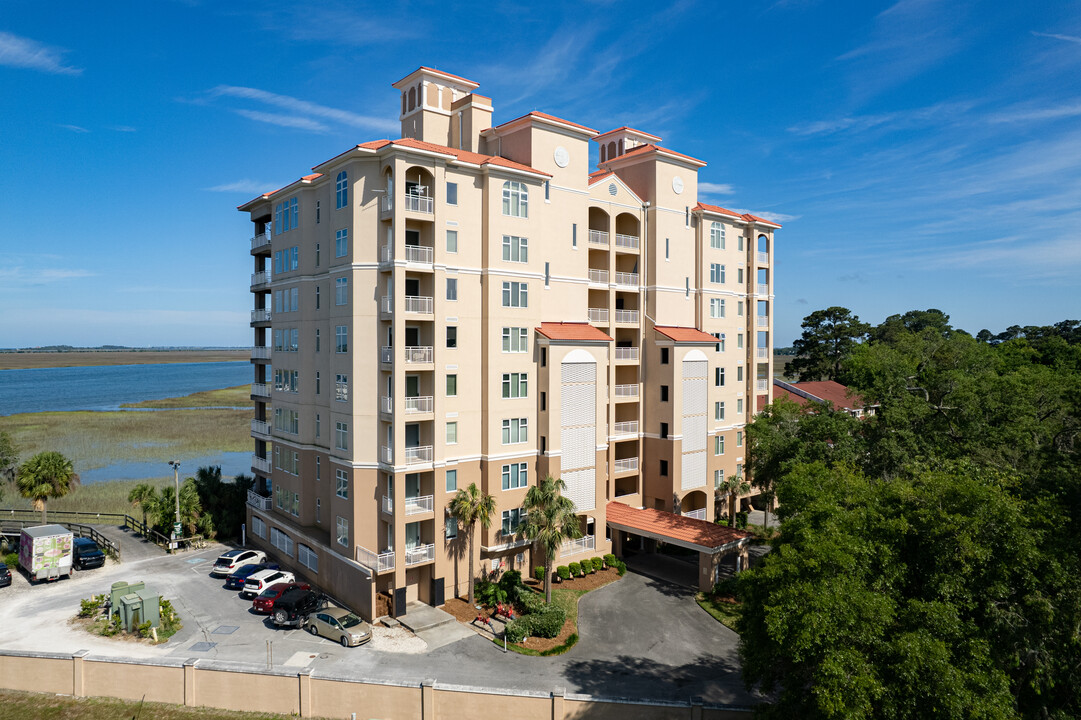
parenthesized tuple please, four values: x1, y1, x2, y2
(710, 222, 724, 249)
(607, 141, 616, 159)
(502, 181, 528, 218)
(336, 171, 348, 209)
(600, 144, 606, 162)
(408, 87, 416, 111)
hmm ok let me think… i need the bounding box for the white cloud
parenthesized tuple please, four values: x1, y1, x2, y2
(57, 124, 89, 133)
(698, 182, 736, 196)
(0, 31, 82, 75)
(1031, 31, 1081, 45)
(730, 209, 800, 224)
(110, 125, 137, 133)
(204, 179, 276, 194)
(0, 267, 95, 286)
(986, 102, 1081, 124)
(212, 85, 398, 133)
(232, 109, 328, 132)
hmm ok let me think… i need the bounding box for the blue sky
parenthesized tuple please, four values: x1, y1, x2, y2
(1, 0, 1079, 348)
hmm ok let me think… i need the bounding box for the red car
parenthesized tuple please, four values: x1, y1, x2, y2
(252, 581, 311, 613)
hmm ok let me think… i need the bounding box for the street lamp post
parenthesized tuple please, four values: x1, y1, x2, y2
(168, 460, 182, 541)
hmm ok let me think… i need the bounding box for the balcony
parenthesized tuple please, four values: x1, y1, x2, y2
(615, 309, 639, 324)
(251, 419, 271, 439)
(560, 535, 595, 556)
(382, 495, 393, 514)
(612, 420, 638, 435)
(246, 489, 272, 511)
(588, 268, 609, 285)
(380, 396, 394, 414)
(683, 508, 707, 521)
(380, 296, 392, 314)
(404, 194, 433, 214)
(404, 396, 434, 413)
(588, 308, 609, 324)
(615, 233, 639, 250)
(381, 445, 394, 464)
(404, 445, 433, 465)
(356, 545, 394, 574)
(756, 379, 769, 392)
(614, 346, 639, 362)
(381, 195, 393, 213)
(756, 283, 769, 295)
(588, 229, 609, 246)
(404, 346, 433, 364)
(251, 383, 270, 398)
(250, 309, 271, 324)
(251, 454, 271, 474)
(614, 457, 639, 473)
(250, 231, 271, 252)
(404, 296, 433, 314)
(404, 245, 433, 264)
(405, 495, 434, 515)
(381, 244, 393, 263)
(615, 384, 639, 399)
(757, 315, 769, 327)
(757, 251, 769, 264)
(251, 346, 271, 360)
(381, 346, 393, 364)
(405, 543, 436, 566)
(250, 271, 271, 290)
(756, 348, 769, 360)
(614, 271, 639, 287)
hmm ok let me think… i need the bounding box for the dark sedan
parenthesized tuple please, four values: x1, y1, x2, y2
(0, 562, 10, 588)
(224, 561, 279, 590)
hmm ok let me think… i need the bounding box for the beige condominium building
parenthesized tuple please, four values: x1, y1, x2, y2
(240, 67, 779, 620)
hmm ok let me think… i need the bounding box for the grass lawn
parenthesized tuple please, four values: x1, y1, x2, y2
(696, 592, 742, 632)
(0, 689, 320, 720)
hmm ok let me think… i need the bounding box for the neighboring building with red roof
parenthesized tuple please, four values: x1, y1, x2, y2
(772, 379, 877, 418)
(238, 66, 780, 618)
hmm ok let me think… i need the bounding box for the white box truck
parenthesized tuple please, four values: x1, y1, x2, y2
(19, 525, 74, 582)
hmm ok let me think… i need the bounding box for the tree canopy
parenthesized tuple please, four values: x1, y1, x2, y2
(786, 306, 870, 382)
(522, 474, 582, 603)
(16, 451, 79, 523)
(448, 482, 496, 606)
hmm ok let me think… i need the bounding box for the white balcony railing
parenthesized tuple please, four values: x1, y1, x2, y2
(381, 346, 393, 364)
(404, 543, 435, 566)
(615, 309, 639, 324)
(404, 194, 433, 213)
(405, 495, 434, 515)
(615, 346, 639, 361)
(381, 445, 394, 464)
(615, 233, 639, 250)
(250, 271, 271, 288)
(757, 380, 770, 393)
(246, 489, 271, 511)
(404, 296, 433, 314)
(404, 396, 434, 413)
(404, 244, 433, 264)
(756, 348, 770, 360)
(613, 420, 639, 435)
(404, 346, 433, 364)
(251, 346, 271, 360)
(614, 457, 639, 473)
(381, 296, 392, 314)
(684, 508, 707, 521)
(356, 545, 394, 573)
(382, 495, 393, 514)
(251, 419, 271, 438)
(250, 309, 271, 323)
(251, 454, 271, 474)
(615, 271, 639, 287)
(615, 384, 639, 398)
(757, 315, 769, 327)
(588, 308, 609, 324)
(405, 445, 433, 465)
(381, 244, 393, 263)
(381, 195, 393, 213)
(588, 229, 609, 245)
(250, 231, 271, 251)
(588, 268, 609, 284)
(757, 283, 769, 295)
(757, 251, 769, 264)
(380, 396, 394, 414)
(560, 535, 595, 556)
(251, 383, 270, 398)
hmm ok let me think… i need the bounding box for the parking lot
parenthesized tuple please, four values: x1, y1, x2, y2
(0, 539, 755, 705)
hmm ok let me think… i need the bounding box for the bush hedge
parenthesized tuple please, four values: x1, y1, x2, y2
(603, 553, 617, 567)
(530, 606, 566, 638)
(591, 557, 604, 572)
(534, 566, 545, 582)
(568, 562, 581, 577)
(556, 565, 570, 581)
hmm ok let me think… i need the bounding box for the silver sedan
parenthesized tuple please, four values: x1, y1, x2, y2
(305, 607, 371, 647)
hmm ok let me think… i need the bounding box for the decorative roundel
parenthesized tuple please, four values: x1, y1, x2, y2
(672, 176, 684, 194)
(608, 183, 618, 196)
(553, 146, 570, 168)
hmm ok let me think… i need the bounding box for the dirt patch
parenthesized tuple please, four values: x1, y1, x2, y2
(529, 566, 621, 594)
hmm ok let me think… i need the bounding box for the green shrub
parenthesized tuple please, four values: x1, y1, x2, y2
(3, 551, 17, 568)
(505, 617, 530, 643)
(78, 595, 104, 618)
(568, 562, 581, 577)
(712, 577, 739, 598)
(735, 511, 748, 529)
(476, 578, 507, 607)
(716, 515, 729, 526)
(529, 607, 566, 639)
(102, 614, 122, 637)
(518, 590, 545, 615)
(613, 559, 627, 576)
(533, 566, 545, 582)
(591, 557, 604, 572)
(603, 553, 617, 567)
(556, 565, 570, 581)
(137, 620, 153, 638)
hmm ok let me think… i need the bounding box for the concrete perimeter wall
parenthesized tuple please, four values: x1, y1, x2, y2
(0, 650, 752, 720)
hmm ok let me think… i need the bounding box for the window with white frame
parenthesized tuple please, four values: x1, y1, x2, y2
(273, 408, 300, 434)
(446, 182, 458, 205)
(336, 171, 348, 209)
(335, 469, 348, 499)
(715, 401, 725, 421)
(274, 198, 298, 235)
(710, 221, 725, 249)
(445, 469, 457, 492)
(502, 181, 528, 217)
(715, 435, 725, 455)
(716, 367, 725, 387)
(274, 369, 299, 393)
(502, 418, 528, 444)
(336, 516, 348, 546)
(291, 492, 299, 517)
(335, 422, 348, 450)
(502, 235, 528, 262)
(710, 298, 723, 318)
(446, 422, 458, 445)
(270, 527, 294, 557)
(715, 469, 723, 488)
(446, 517, 458, 539)
(501, 282, 528, 308)
(737, 431, 743, 447)
(737, 398, 744, 414)
(335, 374, 348, 401)
(713, 332, 725, 352)
(336, 228, 348, 257)
(335, 326, 348, 353)
(501, 373, 527, 399)
(335, 277, 348, 305)
(738, 300, 744, 316)
(501, 508, 524, 535)
(737, 365, 744, 382)
(251, 515, 266, 539)
(710, 263, 725, 284)
(446, 229, 458, 253)
(446, 278, 457, 301)
(502, 327, 528, 352)
(446, 374, 457, 396)
(298, 543, 318, 572)
(501, 462, 527, 490)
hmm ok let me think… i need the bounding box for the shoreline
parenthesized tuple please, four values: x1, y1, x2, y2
(0, 350, 249, 370)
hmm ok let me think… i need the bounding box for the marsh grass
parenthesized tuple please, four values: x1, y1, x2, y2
(2, 477, 174, 516)
(122, 385, 251, 409)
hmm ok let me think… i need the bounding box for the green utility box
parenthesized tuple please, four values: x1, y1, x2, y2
(135, 588, 161, 628)
(110, 580, 144, 612)
(119, 593, 141, 632)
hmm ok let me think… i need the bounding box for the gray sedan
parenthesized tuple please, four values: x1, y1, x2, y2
(305, 607, 371, 647)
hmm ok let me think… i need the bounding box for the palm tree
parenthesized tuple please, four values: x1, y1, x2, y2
(447, 482, 496, 606)
(127, 483, 158, 532)
(16, 451, 79, 524)
(157, 478, 204, 536)
(522, 475, 582, 604)
(717, 473, 750, 525)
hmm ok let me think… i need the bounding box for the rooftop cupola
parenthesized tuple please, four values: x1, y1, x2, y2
(594, 127, 662, 166)
(392, 66, 483, 148)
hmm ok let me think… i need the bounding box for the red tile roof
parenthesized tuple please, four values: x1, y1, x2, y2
(655, 326, 717, 343)
(605, 143, 706, 167)
(773, 380, 869, 411)
(695, 203, 783, 229)
(588, 170, 615, 184)
(593, 126, 662, 142)
(239, 173, 323, 208)
(393, 66, 479, 89)
(606, 502, 751, 550)
(772, 384, 810, 406)
(492, 111, 598, 135)
(536, 322, 613, 342)
(313, 138, 549, 177)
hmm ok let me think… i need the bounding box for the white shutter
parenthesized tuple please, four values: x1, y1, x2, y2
(681, 451, 706, 490)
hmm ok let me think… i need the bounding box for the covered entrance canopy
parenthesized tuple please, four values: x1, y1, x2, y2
(606, 502, 753, 591)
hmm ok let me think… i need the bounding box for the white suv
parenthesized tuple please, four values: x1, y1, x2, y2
(210, 549, 267, 577)
(242, 569, 295, 599)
